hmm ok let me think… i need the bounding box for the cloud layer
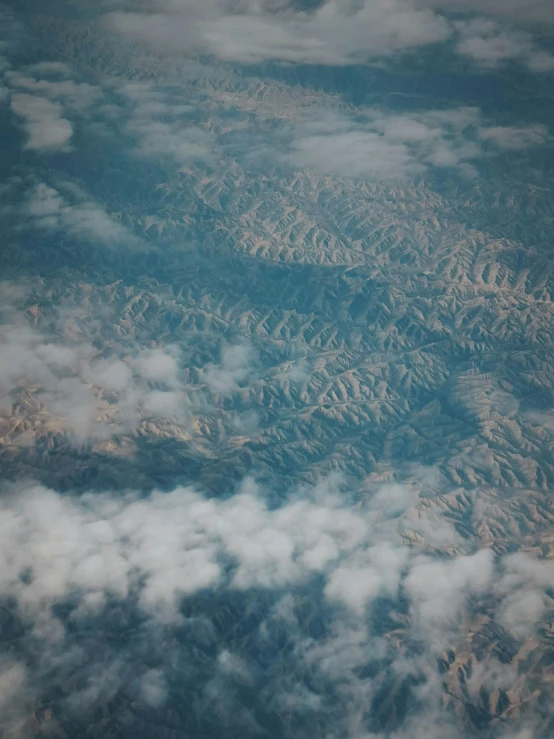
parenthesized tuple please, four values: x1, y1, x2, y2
(0, 475, 551, 736)
(103, 0, 554, 71)
(105, 0, 452, 66)
(283, 107, 548, 180)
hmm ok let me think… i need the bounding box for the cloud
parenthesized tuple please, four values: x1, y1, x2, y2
(281, 106, 547, 180)
(0, 472, 538, 631)
(10, 93, 73, 150)
(478, 124, 549, 149)
(0, 291, 183, 442)
(105, 0, 451, 65)
(4, 59, 104, 153)
(203, 341, 258, 394)
(127, 116, 212, 162)
(285, 109, 472, 180)
(102, 0, 554, 74)
(0, 474, 441, 625)
(324, 543, 409, 613)
(0, 288, 265, 444)
(17, 181, 134, 245)
(116, 81, 213, 163)
(6, 69, 103, 110)
(405, 548, 494, 645)
(140, 668, 168, 707)
(495, 553, 554, 637)
(455, 18, 554, 71)
(0, 473, 551, 736)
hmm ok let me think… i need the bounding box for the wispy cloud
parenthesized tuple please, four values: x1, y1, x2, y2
(113, 80, 214, 163)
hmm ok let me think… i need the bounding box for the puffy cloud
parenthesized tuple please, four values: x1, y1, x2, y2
(455, 19, 554, 71)
(102, 0, 554, 74)
(495, 553, 554, 637)
(140, 668, 168, 707)
(0, 475, 438, 626)
(4, 60, 103, 153)
(283, 106, 547, 180)
(405, 548, 494, 644)
(16, 181, 134, 245)
(0, 292, 181, 441)
(325, 543, 409, 613)
(0, 472, 550, 736)
(10, 93, 73, 150)
(0, 473, 544, 631)
(127, 116, 212, 162)
(105, 0, 452, 65)
(6, 69, 103, 110)
(203, 341, 257, 394)
(0, 287, 264, 444)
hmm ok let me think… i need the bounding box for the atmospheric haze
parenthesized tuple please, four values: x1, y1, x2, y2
(0, 1, 553, 737)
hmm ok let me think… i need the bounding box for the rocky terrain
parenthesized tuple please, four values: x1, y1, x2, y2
(0, 2, 553, 738)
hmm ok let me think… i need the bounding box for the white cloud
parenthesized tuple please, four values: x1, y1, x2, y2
(495, 552, 554, 637)
(10, 93, 73, 150)
(0, 474, 422, 628)
(499, 589, 547, 638)
(0, 657, 29, 736)
(127, 116, 212, 163)
(325, 543, 408, 613)
(105, 0, 451, 65)
(22, 182, 133, 245)
(139, 669, 168, 707)
(5, 61, 104, 153)
(478, 124, 549, 149)
(0, 289, 267, 443)
(203, 341, 257, 394)
(405, 548, 494, 644)
(0, 472, 551, 736)
(6, 70, 103, 110)
(0, 295, 180, 441)
(0, 474, 544, 635)
(455, 19, 554, 71)
(292, 125, 423, 179)
(103, 0, 554, 74)
(116, 81, 213, 163)
(282, 105, 546, 180)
